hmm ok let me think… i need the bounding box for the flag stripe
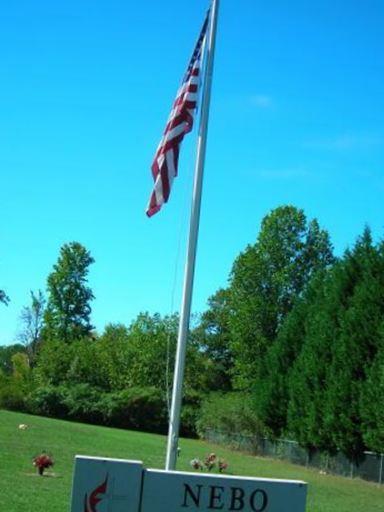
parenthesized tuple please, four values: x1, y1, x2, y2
(146, 10, 210, 217)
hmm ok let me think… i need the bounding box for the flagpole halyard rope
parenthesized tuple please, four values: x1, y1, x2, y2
(165, 122, 202, 419)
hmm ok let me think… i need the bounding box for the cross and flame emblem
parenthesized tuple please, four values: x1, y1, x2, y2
(84, 475, 108, 512)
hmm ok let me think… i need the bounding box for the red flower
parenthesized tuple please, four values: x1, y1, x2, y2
(33, 453, 54, 475)
(218, 459, 228, 473)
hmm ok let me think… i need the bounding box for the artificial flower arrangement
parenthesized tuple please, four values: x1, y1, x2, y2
(33, 453, 54, 476)
(190, 453, 228, 473)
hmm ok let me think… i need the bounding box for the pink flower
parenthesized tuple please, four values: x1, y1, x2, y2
(204, 453, 217, 471)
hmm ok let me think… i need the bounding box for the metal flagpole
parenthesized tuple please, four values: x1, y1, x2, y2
(165, 0, 220, 471)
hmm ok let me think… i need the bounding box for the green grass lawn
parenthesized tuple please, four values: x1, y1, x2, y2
(1, 410, 383, 512)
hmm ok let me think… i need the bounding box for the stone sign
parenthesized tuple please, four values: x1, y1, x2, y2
(71, 456, 307, 512)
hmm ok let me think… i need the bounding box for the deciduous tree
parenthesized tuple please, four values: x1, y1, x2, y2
(18, 290, 46, 364)
(229, 205, 334, 388)
(194, 288, 233, 391)
(42, 242, 95, 343)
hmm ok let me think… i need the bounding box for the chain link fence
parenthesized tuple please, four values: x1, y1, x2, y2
(203, 429, 384, 485)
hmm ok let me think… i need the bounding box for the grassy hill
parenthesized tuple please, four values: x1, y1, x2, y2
(1, 410, 383, 512)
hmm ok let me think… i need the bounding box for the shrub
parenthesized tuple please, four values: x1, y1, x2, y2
(99, 387, 168, 433)
(180, 390, 203, 438)
(0, 353, 34, 413)
(196, 392, 266, 439)
(28, 385, 69, 418)
(61, 383, 104, 424)
(0, 380, 27, 411)
(22, 383, 200, 436)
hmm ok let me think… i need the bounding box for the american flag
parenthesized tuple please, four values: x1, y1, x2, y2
(146, 11, 210, 217)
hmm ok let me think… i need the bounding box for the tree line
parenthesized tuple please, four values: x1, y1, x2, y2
(1, 205, 383, 460)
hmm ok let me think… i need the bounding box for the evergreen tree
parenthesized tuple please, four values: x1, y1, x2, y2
(360, 330, 384, 453)
(323, 229, 384, 459)
(288, 228, 384, 458)
(287, 266, 339, 452)
(42, 242, 95, 343)
(256, 269, 328, 437)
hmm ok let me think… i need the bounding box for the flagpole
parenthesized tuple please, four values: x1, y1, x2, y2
(165, 0, 220, 472)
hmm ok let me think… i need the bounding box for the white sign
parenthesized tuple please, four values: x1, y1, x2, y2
(71, 456, 307, 512)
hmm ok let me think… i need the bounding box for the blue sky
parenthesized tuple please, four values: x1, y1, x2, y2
(1, 0, 383, 345)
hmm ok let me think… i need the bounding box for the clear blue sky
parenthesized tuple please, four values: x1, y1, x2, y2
(1, 0, 383, 345)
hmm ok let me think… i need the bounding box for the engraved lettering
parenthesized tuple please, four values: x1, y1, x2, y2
(250, 489, 268, 512)
(229, 487, 245, 511)
(182, 484, 203, 508)
(208, 485, 225, 510)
